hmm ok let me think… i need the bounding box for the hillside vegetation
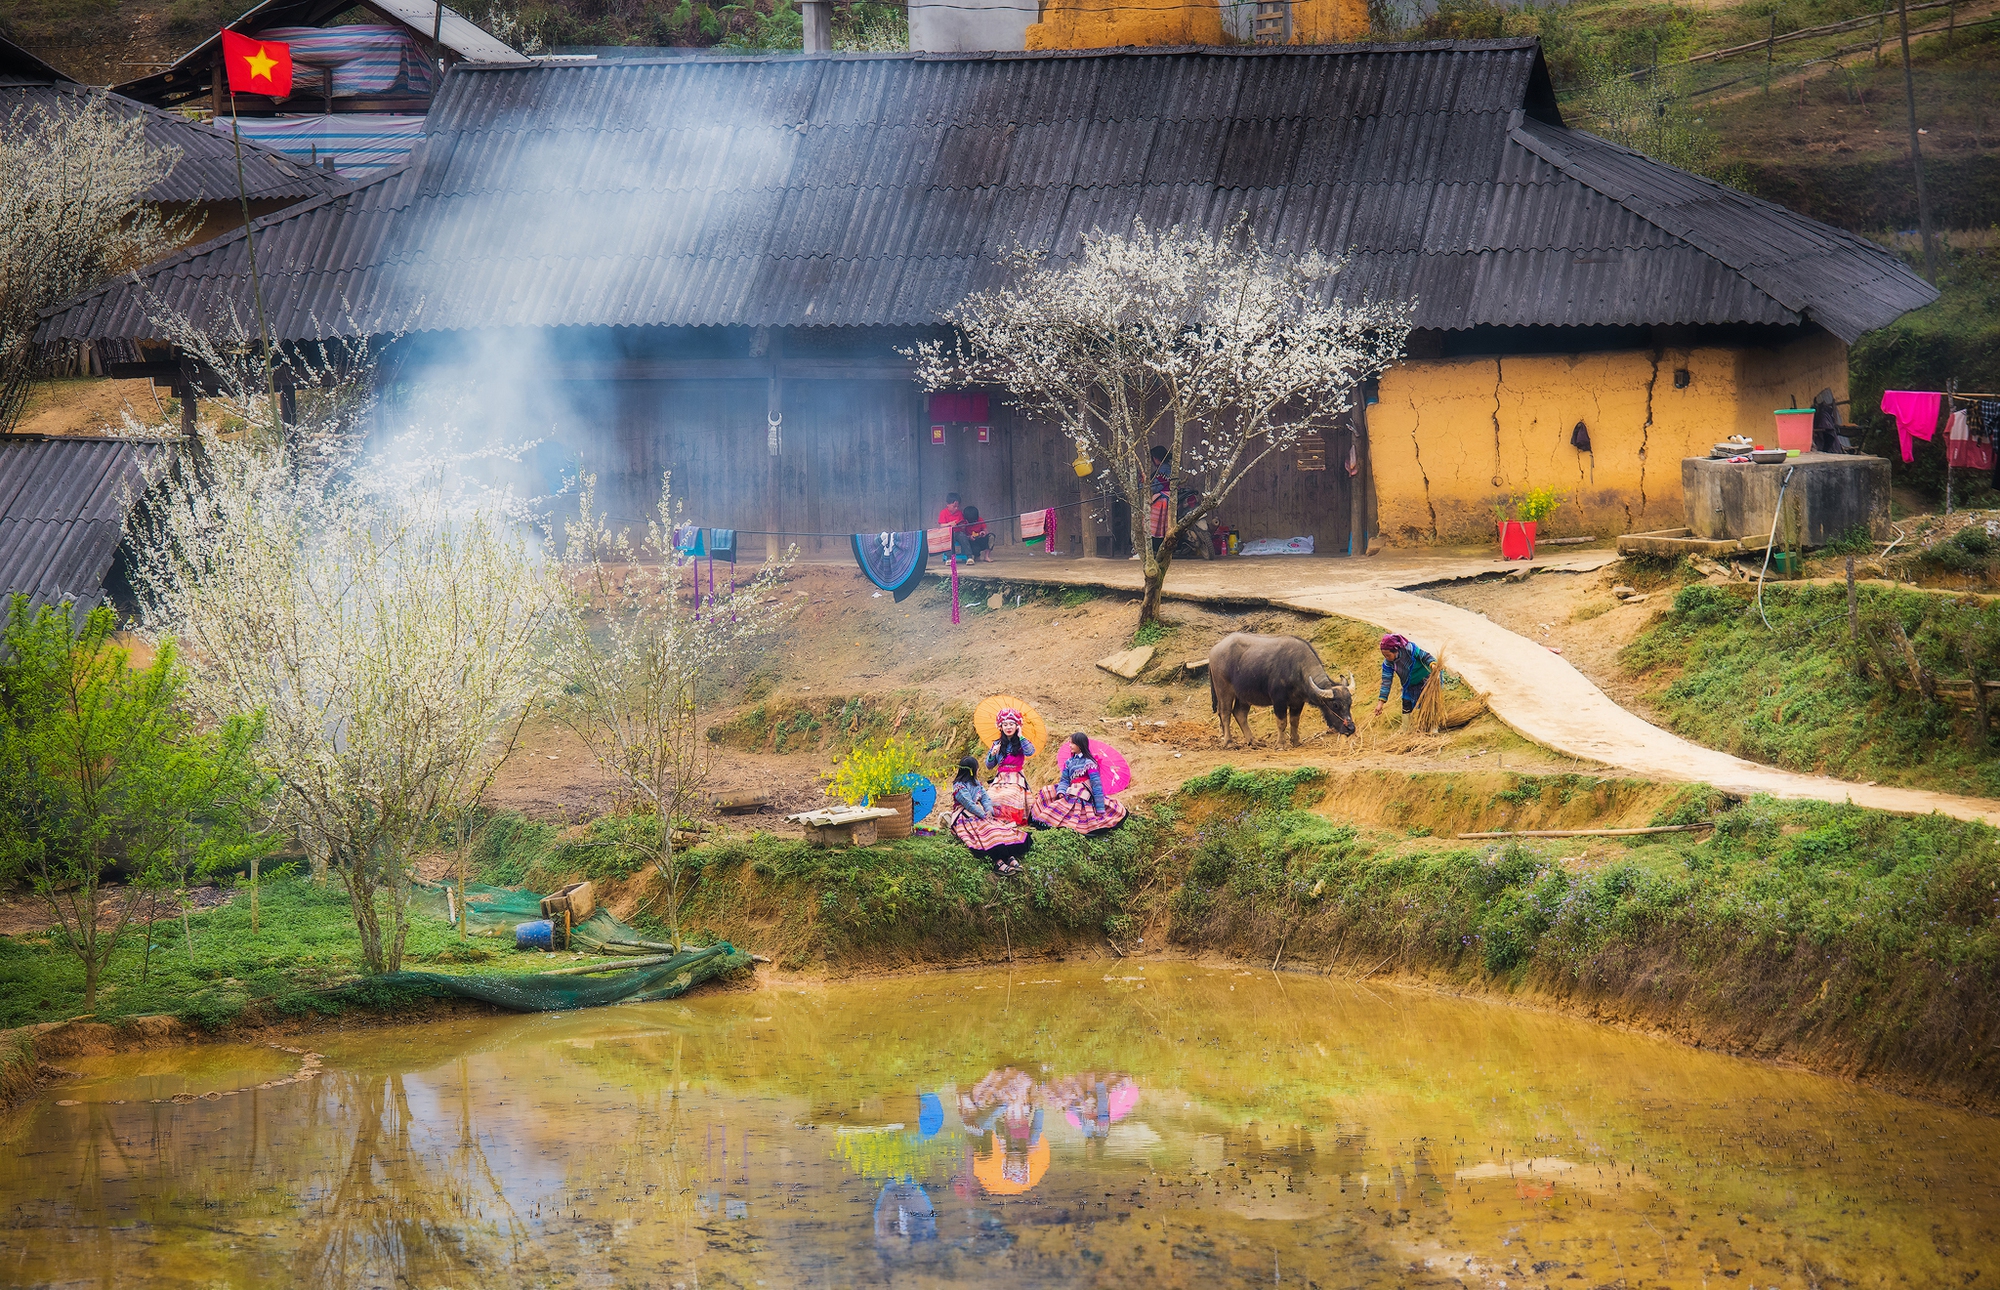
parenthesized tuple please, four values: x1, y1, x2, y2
(1623, 579, 2000, 796)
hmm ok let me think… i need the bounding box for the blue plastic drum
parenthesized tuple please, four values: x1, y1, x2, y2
(515, 919, 555, 951)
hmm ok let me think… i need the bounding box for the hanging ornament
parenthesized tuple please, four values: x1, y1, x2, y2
(1072, 445, 1093, 477)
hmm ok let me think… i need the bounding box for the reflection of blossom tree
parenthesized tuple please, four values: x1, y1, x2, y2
(298, 1072, 547, 1288)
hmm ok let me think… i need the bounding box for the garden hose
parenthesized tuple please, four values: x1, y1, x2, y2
(1755, 465, 1797, 631)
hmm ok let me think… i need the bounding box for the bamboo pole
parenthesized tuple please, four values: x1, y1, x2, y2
(535, 953, 684, 977)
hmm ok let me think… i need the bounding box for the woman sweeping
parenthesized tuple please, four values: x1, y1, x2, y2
(1029, 732, 1127, 834)
(984, 709, 1036, 820)
(949, 758, 1031, 874)
(1373, 633, 1437, 718)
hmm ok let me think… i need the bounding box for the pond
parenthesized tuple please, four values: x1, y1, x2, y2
(5, 963, 1997, 1288)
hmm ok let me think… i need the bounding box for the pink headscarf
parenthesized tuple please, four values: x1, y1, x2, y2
(1379, 633, 1409, 653)
(997, 708, 1023, 730)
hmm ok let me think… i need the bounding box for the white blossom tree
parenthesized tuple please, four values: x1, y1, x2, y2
(910, 219, 1411, 623)
(0, 92, 188, 432)
(127, 431, 554, 975)
(542, 474, 796, 949)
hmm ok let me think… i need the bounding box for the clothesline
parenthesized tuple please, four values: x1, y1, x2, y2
(714, 489, 1116, 541)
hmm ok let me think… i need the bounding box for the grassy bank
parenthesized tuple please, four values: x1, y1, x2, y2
(1623, 580, 2000, 796)
(3, 766, 1996, 1107)
(0, 870, 555, 1032)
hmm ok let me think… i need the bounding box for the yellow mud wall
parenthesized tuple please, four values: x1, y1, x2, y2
(1367, 333, 1850, 545)
(1024, 1, 1223, 49)
(1022, 0, 1364, 50)
(1288, 0, 1368, 43)
(1730, 330, 1850, 442)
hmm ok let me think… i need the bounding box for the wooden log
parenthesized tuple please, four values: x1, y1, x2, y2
(1455, 823, 1716, 840)
(536, 953, 681, 977)
(1887, 621, 1937, 702)
(713, 791, 771, 814)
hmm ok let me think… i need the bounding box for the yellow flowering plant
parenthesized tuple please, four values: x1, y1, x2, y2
(826, 736, 929, 805)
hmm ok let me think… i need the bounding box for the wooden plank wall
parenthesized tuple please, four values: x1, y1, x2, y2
(556, 378, 1355, 558)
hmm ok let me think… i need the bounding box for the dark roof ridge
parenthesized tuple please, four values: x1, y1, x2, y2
(34, 80, 332, 186)
(0, 32, 75, 83)
(34, 159, 405, 323)
(487, 37, 1545, 72)
(1507, 117, 1934, 342)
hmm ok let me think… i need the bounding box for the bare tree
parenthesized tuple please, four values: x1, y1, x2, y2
(127, 426, 554, 975)
(542, 475, 795, 949)
(910, 219, 1410, 623)
(0, 92, 188, 432)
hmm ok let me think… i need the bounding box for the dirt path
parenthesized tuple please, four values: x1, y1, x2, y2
(970, 549, 2000, 826)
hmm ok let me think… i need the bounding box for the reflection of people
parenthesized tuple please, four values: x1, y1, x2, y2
(1048, 1074, 1140, 1139)
(984, 710, 1035, 820)
(949, 757, 1031, 874)
(872, 1179, 938, 1248)
(1373, 632, 1436, 718)
(1029, 732, 1127, 834)
(960, 1068, 1050, 1196)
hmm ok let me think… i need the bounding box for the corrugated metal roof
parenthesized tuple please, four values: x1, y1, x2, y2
(111, 0, 528, 108)
(0, 80, 343, 204)
(0, 436, 162, 621)
(42, 41, 1936, 345)
(0, 33, 72, 84)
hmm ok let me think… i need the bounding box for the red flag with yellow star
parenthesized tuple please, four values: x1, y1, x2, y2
(220, 29, 293, 98)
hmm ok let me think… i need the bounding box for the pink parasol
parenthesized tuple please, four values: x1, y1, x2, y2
(1088, 739, 1132, 795)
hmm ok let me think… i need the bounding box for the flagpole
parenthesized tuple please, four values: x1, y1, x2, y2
(226, 86, 284, 439)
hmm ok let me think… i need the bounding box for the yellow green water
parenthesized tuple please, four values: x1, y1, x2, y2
(5, 964, 1998, 1288)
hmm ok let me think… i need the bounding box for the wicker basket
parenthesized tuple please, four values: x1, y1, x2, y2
(872, 792, 914, 840)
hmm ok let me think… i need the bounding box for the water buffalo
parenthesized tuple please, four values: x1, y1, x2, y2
(1208, 632, 1356, 747)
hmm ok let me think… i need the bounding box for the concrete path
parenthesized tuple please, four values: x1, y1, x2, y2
(957, 549, 2000, 827)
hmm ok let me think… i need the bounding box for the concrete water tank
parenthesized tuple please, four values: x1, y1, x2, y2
(1682, 452, 1890, 547)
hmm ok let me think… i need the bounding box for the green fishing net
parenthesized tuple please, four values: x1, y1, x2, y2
(380, 882, 751, 1012)
(378, 942, 751, 1013)
(454, 882, 679, 955)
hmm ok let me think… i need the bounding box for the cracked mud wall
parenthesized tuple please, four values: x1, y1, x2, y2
(1366, 334, 1850, 545)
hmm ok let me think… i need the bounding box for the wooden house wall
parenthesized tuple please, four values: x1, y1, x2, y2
(549, 376, 1356, 559)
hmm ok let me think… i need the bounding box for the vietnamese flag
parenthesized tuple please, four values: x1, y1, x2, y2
(220, 28, 293, 98)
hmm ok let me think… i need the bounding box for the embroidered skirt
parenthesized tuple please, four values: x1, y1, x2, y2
(952, 810, 1032, 853)
(1029, 785, 1128, 834)
(988, 769, 1030, 819)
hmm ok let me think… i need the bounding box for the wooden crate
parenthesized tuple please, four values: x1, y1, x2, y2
(540, 880, 595, 921)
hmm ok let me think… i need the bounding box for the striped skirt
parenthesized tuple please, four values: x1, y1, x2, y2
(1028, 785, 1128, 834)
(988, 770, 1030, 820)
(952, 810, 1031, 854)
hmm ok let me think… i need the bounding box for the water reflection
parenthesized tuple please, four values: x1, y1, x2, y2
(4, 964, 1998, 1289)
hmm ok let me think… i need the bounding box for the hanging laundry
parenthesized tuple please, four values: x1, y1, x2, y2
(926, 525, 954, 556)
(1982, 400, 2000, 488)
(1345, 437, 1359, 477)
(1020, 510, 1046, 545)
(851, 531, 927, 602)
(707, 529, 737, 564)
(949, 553, 961, 625)
(1946, 408, 1996, 473)
(1879, 390, 1942, 464)
(672, 524, 706, 557)
(1042, 508, 1059, 556)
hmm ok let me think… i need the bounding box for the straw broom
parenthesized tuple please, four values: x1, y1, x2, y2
(1411, 650, 1448, 734)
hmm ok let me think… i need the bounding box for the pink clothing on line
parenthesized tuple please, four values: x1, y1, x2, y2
(1880, 389, 1942, 463)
